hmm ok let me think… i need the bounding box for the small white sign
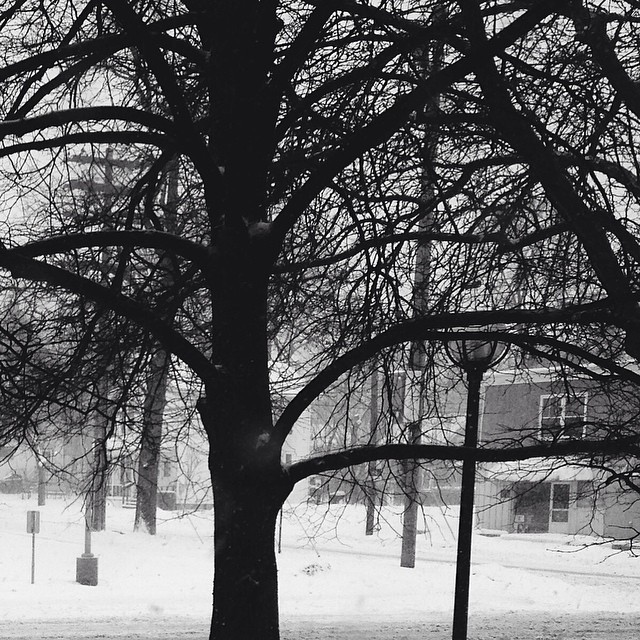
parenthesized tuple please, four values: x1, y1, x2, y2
(26, 510, 40, 534)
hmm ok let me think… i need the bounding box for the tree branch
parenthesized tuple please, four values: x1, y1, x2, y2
(0, 247, 216, 383)
(570, 4, 640, 123)
(458, 1, 639, 323)
(102, 0, 218, 201)
(16, 231, 210, 269)
(0, 107, 173, 138)
(0, 14, 196, 82)
(268, 0, 561, 260)
(270, 3, 338, 95)
(274, 226, 569, 274)
(273, 310, 635, 446)
(0, 131, 172, 159)
(288, 436, 640, 483)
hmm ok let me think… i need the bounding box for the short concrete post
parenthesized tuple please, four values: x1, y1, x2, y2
(76, 510, 98, 586)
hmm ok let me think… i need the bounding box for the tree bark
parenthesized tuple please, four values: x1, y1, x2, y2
(134, 158, 179, 534)
(198, 244, 291, 639)
(209, 470, 288, 640)
(134, 347, 170, 534)
(200, 386, 291, 640)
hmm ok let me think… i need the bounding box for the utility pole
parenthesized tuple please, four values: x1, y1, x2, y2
(69, 148, 138, 531)
(36, 445, 47, 506)
(400, 5, 445, 568)
(365, 369, 379, 535)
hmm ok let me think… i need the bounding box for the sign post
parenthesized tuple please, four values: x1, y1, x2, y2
(26, 510, 40, 584)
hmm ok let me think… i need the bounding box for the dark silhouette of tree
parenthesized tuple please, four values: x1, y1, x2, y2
(3, 2, 640, 639)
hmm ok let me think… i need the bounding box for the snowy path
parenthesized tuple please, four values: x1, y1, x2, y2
(282, 613, 640, 640)
(2, 613, 639, 639)
(0, 617, 206, 639)
(282, 539, 640, 581)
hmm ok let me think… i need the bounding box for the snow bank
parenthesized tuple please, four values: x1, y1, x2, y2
(0, 495, 639, 625)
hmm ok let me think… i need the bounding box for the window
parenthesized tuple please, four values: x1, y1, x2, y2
(539, 393, 587, 440)
(550, 483, 570, 522)
(576, 480, 593, 508)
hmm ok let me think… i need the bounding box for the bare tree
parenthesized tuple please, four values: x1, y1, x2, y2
(3, 3, 640, 639)
(133, 158, 181, 534)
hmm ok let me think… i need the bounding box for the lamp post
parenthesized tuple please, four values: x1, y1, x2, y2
(445, 334, 508, 640)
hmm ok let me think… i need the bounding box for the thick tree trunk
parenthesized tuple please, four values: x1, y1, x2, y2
(209, 473, 287, 640)
(200, 211, 286, 637)
(198, 355, 290, 640)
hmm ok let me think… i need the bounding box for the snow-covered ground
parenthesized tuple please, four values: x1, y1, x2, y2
(1, 494, 639, 637)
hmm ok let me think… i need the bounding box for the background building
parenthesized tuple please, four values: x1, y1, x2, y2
(476, 367, 640, 539)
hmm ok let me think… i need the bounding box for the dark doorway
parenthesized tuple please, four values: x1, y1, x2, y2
(513, 482, 551, 533)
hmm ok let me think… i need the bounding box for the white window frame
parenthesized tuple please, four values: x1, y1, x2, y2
(539, 392, 588, 441)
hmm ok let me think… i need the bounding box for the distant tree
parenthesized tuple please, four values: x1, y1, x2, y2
(0, 281, 112, 500)
(4, 3, 640, 640)
(132, 159, 181, 535)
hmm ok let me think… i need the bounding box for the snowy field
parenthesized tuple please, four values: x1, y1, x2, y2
(1, 494, 640, 638)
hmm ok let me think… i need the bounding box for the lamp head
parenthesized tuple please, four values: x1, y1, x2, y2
(445, 330, 509, 374)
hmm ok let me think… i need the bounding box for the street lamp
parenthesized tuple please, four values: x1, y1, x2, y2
(445, 332, 508, 640)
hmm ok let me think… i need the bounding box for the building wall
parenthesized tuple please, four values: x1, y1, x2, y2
(477, 371, 640, 539)
(482, 373, 640, 445)
(476, 478, 608, 536)
(600, 485, 640, 538)
(476, 480, 514, 531)
(482, 376, 594, 445)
